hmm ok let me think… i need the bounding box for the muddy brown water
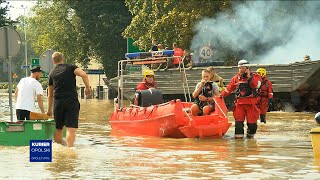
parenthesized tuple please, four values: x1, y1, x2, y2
(0, 95, 319, 179)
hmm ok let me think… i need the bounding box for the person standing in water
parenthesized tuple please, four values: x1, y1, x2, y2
(15, 66, 45, 120)
(46, 52, 91, 147)
(221, 60, 262, 139)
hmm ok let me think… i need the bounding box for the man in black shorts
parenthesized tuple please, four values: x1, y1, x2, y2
(46, 52, 91, 147)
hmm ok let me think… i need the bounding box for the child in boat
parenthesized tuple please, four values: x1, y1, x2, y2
(191, 70, 220, 116)
(207, 66, 225, 92)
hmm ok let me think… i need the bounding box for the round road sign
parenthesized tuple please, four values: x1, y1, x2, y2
(0, 27, 21, 59)
(199, 46, 213, 60)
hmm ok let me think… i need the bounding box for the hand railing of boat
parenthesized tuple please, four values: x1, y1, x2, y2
(117, 56, 176, 109)
(117, 54, 192, 108)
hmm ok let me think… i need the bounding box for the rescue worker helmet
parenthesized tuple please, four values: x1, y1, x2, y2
(238, 59, 249, 67)
(256, 68, 267, 77)
(144, 69, 155, 78)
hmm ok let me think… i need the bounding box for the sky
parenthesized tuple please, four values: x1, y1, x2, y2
(5, 0, 37, 20)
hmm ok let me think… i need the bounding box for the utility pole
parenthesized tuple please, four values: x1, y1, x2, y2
(21, 5, 28, 77)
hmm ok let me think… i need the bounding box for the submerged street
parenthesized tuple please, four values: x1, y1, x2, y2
(0, 96, 319, 179)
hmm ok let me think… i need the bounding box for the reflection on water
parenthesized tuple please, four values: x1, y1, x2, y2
(46, 146, 78, 177)
(0, 95, 16, 121)
(1, 96, 320, 179)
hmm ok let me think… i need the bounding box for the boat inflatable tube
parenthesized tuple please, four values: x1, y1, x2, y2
(136, 89, 163, 107)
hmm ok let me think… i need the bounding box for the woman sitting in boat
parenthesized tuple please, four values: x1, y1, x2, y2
(136, 69, 158, 90)
(191, 70, 220, 116)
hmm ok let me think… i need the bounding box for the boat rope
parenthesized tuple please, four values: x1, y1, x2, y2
(183, 108, 193, 126)
(178, 56, 192, 102)
(212, 97, 227, 118)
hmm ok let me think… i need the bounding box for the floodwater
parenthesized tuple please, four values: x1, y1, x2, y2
(1, 95, 320, 179)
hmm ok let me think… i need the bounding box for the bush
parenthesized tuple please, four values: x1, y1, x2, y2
(41, 80, 48, 89)
(3, 84, 8, 89)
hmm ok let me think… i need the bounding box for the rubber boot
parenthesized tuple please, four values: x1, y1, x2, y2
(247, 123, 258, 139)
(235, 121, 244, 139)
(260, 114, 266, 124)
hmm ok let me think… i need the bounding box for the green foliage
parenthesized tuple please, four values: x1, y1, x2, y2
(0, 0, 15, 27)
(28, 0, 131, 78)
(28, 1, 84, 65)
(40, 79, 48, 89)
(64, 0, 131, 77)
(123, 0, 232, 50)
(2, 83, 8, 89)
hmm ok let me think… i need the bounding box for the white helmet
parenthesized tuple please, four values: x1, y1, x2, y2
(238, 59, 249, 67)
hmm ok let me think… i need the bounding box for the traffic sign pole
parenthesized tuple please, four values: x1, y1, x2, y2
(0, 27, 22, 122)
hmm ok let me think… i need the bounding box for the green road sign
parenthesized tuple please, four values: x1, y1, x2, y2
(127, 38, 144, 53)
(127, 65, 141, 72)
(41, 71, 48, 78)
(31, 58, 40, 67)
(85, 69, 104, 74)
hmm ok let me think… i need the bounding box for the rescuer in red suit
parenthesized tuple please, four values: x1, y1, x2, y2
(256, 68, 273, 124)
(136, 69, 157, 90)
(134, 69, 158, 106)
(221, 60, 262, 139)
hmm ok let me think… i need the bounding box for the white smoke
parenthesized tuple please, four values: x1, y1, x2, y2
(191, 1, 320, 64)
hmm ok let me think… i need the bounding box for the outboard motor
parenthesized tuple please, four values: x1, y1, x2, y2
(135, 89, 163, 107)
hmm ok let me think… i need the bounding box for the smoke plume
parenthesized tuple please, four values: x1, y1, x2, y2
(191, 1, 320, 64)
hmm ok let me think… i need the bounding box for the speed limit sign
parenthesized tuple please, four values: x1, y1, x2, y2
(199, 46, 213, 60)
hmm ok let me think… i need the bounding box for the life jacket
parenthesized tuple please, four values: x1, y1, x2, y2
(211, 73, 225, 92)
(136, 79, 157, 90)
(235, 73, 258, 98)
(201, 82, 214, 98)
(258, 78, 269, 97)
(195, 82, 214, 108)
(173, 48, 183, 65)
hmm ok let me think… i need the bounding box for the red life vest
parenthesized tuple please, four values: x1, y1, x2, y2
(173, 48, 183, 65)
(221, 72, 261, 104)
(235, 74, 258, 98)
(136, 79, 157, 90)
(258, 77, 273, 98)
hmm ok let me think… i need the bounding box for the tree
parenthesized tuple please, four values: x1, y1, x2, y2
(0, 0, 8, 27)
(0, 0, 15, 27)
(123, 0, 312, 65)
(28, 1, 86, 66)
(65, 0, 131, 77)
(28, 0, 131, 78)
(123, 0, 232, 51)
